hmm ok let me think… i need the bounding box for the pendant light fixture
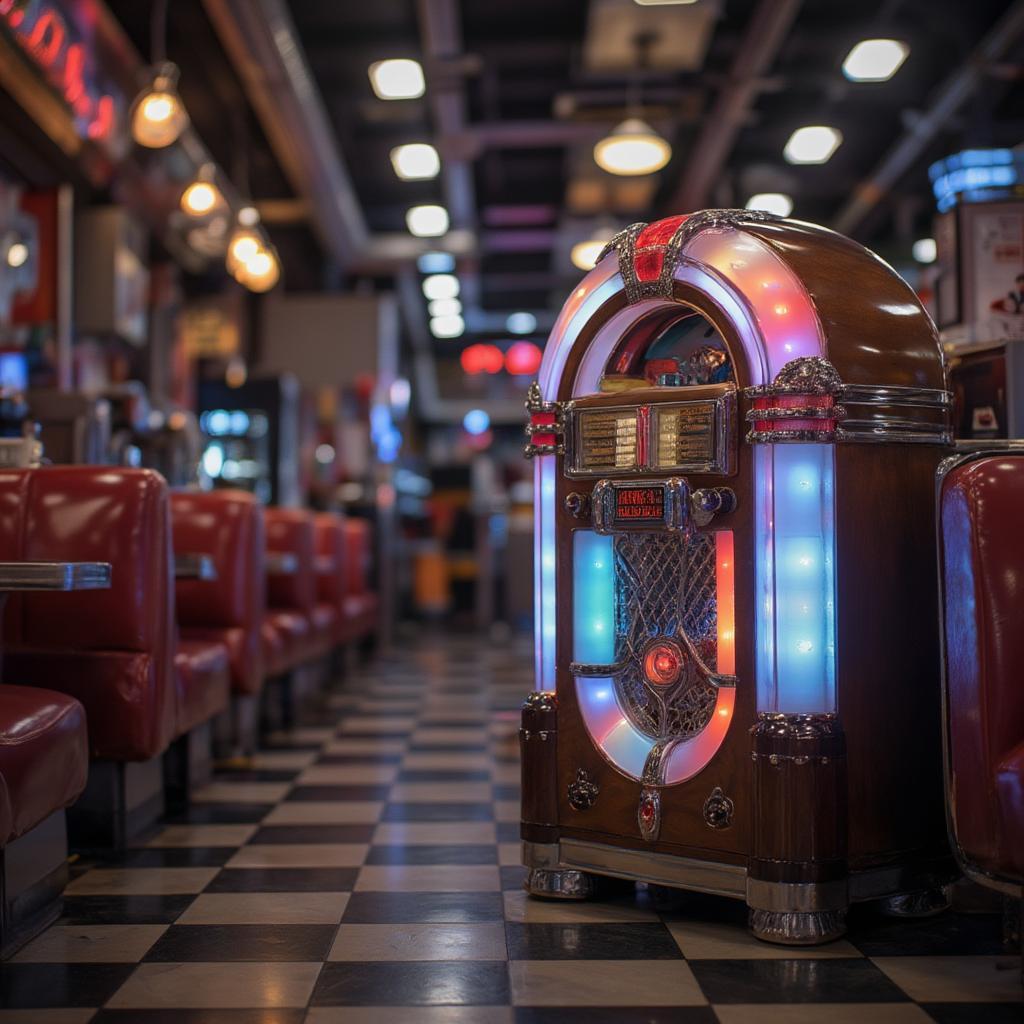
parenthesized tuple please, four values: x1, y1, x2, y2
(130, 0, 188, 148)
(593, 34, 671, 177)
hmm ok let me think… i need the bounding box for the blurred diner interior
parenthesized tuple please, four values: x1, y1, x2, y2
(0, 0, 1021, 1019)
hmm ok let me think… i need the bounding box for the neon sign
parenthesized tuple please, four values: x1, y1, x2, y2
(0, 0, 120, 146)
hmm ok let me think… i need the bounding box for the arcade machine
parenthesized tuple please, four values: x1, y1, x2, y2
(520, 210, 956, 945)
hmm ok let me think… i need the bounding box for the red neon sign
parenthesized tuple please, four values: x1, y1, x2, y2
(1, 0, 121, 147)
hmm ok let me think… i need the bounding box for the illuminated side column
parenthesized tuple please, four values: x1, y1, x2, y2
(745, 357, 849, 946)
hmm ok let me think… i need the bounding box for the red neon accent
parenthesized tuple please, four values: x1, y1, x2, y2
(636, 405, 650, 467)
(505, 341, 543, 376)
(715, 532, 735, 676)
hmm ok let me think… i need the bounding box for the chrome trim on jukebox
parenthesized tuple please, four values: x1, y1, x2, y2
(558, 838, 748, 898)
(565, 390, 736, 478)
(524, 381, 565, 459)
(570, 661, 628, 677)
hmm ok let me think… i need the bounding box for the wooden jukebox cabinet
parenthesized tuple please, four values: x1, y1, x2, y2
(520, 210, 956, 945)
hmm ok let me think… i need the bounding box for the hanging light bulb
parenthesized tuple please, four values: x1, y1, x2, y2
(130, 62, 189, 148)
(594, 118, 671, 176)
(181, 165, 223, 217)
(227, 228, 262, 273)
(235, 246, 281, 293)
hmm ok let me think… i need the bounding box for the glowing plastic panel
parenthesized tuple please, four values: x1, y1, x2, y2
(663, 686, 735, 785)
(573, 531, 615, 665)
(755, 444, 837, 713)
(715, 531, 735, 676)
(533, 455, 557, 688)
(576, 676, 652, 780)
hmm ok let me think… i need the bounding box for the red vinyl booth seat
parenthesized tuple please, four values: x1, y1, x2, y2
(0, 686, 88, 844)
(264, 508, 331, 669)
(314, 513, 349, 645)
(940, 453, 1024, 887)
(343, 518, 378, 642)
(173, 637, 230, 736)
(170, 490, 266, 697)
(0, 467, 176, 762)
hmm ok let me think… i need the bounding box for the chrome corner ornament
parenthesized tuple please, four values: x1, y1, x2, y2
(745, 357, 846, 444)
(524, 381, 564, 459)
(703, 786, 734, 829)
(567, 768, 599, 811)
(522, 690, 558, 713)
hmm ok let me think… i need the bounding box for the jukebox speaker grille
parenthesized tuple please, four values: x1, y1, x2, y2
(614, 531, 719, 740)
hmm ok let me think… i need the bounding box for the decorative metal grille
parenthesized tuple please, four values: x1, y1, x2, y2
(613, 531, 718, 740)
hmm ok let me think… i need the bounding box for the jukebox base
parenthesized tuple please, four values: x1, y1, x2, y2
(523, 838, 958, 946)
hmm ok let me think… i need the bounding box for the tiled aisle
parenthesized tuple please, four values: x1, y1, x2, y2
(1, 635, 1021, 1022)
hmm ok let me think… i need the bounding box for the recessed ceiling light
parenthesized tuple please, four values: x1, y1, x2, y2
(784, 126, 843, 165)
(391, 143, 440, 181)
(571, 239, 608, 271)
(506, 312, 537, 335)
(912, 238, 937, 264)
(842, 39, 909, 82)
(428, 298, 462, 318)
(417, 251, 454, 273)
(407, 204, 449, 237)
(594, 118, 672, 176)
(430, 314, 464, 339)
(422, 274, 459, 300)
(745, 193, 794, 217)
(368, 58, 425, 100)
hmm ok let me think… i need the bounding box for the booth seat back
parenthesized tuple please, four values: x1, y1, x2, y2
(0, 467, 176, 761)
(171, 489, 266, 694)
(265, 508, 315, 612)
(939, 452, 1024, 886)
(314, 513, 348, 607)
(344, 518, 372, 597)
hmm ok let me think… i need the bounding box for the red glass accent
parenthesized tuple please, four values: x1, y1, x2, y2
(531, 433, 556, 447)
(636, 405, 650, 467)
(751, 393, 837, 435)
(633, 215, 689, 283)
(640, 798, 655, 821)
(643, 641, 682, 686)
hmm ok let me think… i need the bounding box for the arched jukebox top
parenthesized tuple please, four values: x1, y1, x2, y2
(526, 210, 950, 787)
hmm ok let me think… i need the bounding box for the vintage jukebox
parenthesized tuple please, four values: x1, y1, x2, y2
(520, 210, 957, 945)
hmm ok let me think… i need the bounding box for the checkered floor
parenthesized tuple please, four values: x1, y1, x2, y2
(1, 633, 1020, 1022)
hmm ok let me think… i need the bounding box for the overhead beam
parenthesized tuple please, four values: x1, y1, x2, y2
(202, 0, 368, 270)
(833, 0, 1024, 237)
(667, 0, 803, 214)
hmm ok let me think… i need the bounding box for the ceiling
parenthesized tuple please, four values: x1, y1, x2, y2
(106, 0, 1024, 411)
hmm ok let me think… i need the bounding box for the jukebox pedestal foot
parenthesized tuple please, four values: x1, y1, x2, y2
(878, 887, 952, 919)
(525, 868, 595, 901)
(749, 907, 847, 945)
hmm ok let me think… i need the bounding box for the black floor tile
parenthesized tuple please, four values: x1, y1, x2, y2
(922, 1003, 1024, 1023)
(383, 802, 494, 822)
(496, 822, 521, 842)
(210, 769, 299, 783)
(164, 803, 274, 825)
(333, 730, 411, 740)
(311, 961, 511, 1006)
(286, 785, 391, 801)
(848, 911, 1007, 956)
(366, 844, 498, 865)
(688, 958, 910, 1004)
(205, 867, 359, 892)
(397, 770, 491, 782)
(93, 1011, 305, 1024)
(341, 891, 504, 923)
(493, 784, 521, 800)
(408, 743, 488, 753)
(118, 847, 237, 868)
(60, 894, 194, 925)
(505, 922, 683, 960)
(317, 754, 403, 765)
(248, 824, 377, 844)
(418, 719, 488, 728)
(515, 1010, 718, 1023)
(0, 963, 135, 1008)
(144, 923, 337, 962)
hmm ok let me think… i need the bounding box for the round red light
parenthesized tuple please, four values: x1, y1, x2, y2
(460, 343, 503, 375)
(643, 641, 682, 686)
(505, 341, 543, 376)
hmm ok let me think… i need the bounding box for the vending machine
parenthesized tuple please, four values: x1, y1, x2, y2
(520, 210, 956, 945)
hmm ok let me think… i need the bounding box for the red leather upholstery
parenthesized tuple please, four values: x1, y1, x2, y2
(173, 637, 230, 736)
(0, 686, 88, 844)
(0, 467, 176, 762)
(314, 513, 348, 644)
(264, 508, 324, 667)
(343, 518, 378, 642)
(940, 454, 1024, 886)
(170, 490, 266, 695)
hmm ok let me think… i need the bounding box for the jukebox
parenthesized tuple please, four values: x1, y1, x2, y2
(520, 210, 956, 945)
